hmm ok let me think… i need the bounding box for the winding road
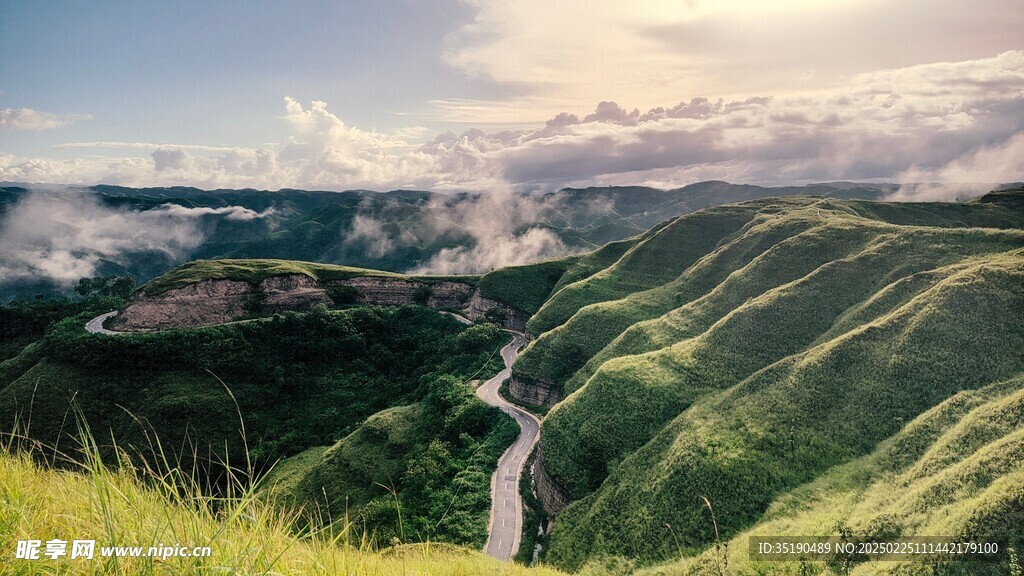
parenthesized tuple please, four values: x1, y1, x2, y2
(84, 311, 122, 335)
(87, 309, 541, 561)
(475, 330, 540, 561)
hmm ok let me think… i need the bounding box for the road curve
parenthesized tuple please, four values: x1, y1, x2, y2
(85, 311, 123, 335)
(88, 308, 539, 560)
(475, 331, 540, 561)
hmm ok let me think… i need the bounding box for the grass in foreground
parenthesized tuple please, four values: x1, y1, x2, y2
(0, 434, 566, 576)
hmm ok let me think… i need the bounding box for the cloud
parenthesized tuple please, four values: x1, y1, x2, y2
(0, 107, 91, 131)
(888, 132, 1024, 201)
(151, 204, 275, 221)
(412, 226, 568, 274)
(3, 51, 1023, 193)
(345, 214, 395, 258)
(340, 189, 583, 274)
(152, 147, 193, 172)
(0, 191, 273, 285)
(438, 0, 1024, 122)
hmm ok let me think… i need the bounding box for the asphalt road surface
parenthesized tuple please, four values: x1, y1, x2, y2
(88, 308, 540, 561)
(84, 311, 121, 335)
(475, 331, 540, 561)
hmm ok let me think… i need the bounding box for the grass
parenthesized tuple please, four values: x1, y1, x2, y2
(0, 305, 516, 548)
(509, 191, 1024, 569)
(476, 235, 642, 316)
(632, 376, 1024, 576)
(0, 431, 568, 576)
(140, 258, 480, 296)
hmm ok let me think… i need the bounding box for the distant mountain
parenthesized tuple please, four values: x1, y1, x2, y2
(0, 181, 888, 301)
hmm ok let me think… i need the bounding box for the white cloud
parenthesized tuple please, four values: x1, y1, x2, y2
(437, 0, 1023, 122)
(2, 51, 1022, 194)
(0, 107, 92, 131)
(889, 132, 1024, 201)
(0, 192, 202, 284)
(0, 191, 275, 285)
(152, 204, 275, 221)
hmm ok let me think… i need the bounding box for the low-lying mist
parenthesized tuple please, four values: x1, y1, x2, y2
(0, 190, 272, 287)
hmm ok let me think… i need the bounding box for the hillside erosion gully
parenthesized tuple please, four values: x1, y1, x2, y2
(85, 273, 572, 560)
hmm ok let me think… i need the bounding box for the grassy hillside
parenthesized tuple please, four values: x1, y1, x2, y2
(262, 374, 521, 546)
(508, 190, 1024, 569)
(635, 375, 1024, 576)
(475, 237, 640, 316)
(0, 445, 567, 576)
(0, 304, 513, 546)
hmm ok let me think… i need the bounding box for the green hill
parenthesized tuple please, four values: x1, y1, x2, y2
(0, 304, 514, 547)
(5, 188, 1024, 574)
(500, 190, 1024, 570)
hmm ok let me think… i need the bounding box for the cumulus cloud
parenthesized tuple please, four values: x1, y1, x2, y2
(0, 191, 273, 285)
(0, 107, 91, 131)
(3, 51, 1023, 194)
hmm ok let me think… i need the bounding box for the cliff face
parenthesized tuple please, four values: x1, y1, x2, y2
(114, 274, 525, 332)
(533, 449, 571, 516)
(507, 373, 562, 408)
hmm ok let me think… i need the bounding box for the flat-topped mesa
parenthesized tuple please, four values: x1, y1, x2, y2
(113, 273, 529, 331)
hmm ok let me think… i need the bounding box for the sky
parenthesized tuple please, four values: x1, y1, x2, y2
(1, 0, 1023, 196)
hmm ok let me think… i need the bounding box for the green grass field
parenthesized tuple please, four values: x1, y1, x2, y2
(508, 190, 1024, 570)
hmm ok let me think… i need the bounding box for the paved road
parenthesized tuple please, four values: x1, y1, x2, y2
(84, 311, 122, 335)
(88, 307, 539, 561)
(475, 331, 540, 561)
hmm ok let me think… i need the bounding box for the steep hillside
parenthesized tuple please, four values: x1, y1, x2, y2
(638, 374, 1024, 576)
(504, 190, 1024, 569)
(0, 305, 515, 546)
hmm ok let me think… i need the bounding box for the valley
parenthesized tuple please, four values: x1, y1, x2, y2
(3, 187, 1023, 575)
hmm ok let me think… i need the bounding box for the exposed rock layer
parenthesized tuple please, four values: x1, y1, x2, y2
(114, 274, 525, 332)
(533, 449, 572, 516)
(508, 373, 562, 408)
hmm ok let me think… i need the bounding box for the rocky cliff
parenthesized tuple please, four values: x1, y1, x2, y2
(507, 373, 562, 408)
(533, 449, 572, 516)
(114, 274, 526, 332)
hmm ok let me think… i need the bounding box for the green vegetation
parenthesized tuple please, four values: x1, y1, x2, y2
(75, 275, 137, 298)
(140, 258, 479, 296)
(0, 436, 567, 575)
(0, 303, 514, 547)
(0, 294, 125, 360)
(266, 377, 520, 545)
(7, 187, 1024, 574)
(478, 259, 578, 315)
(476, 236, 642, 316)
(635, 375, 1024, 576)
(503, 191, 1024, 570)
